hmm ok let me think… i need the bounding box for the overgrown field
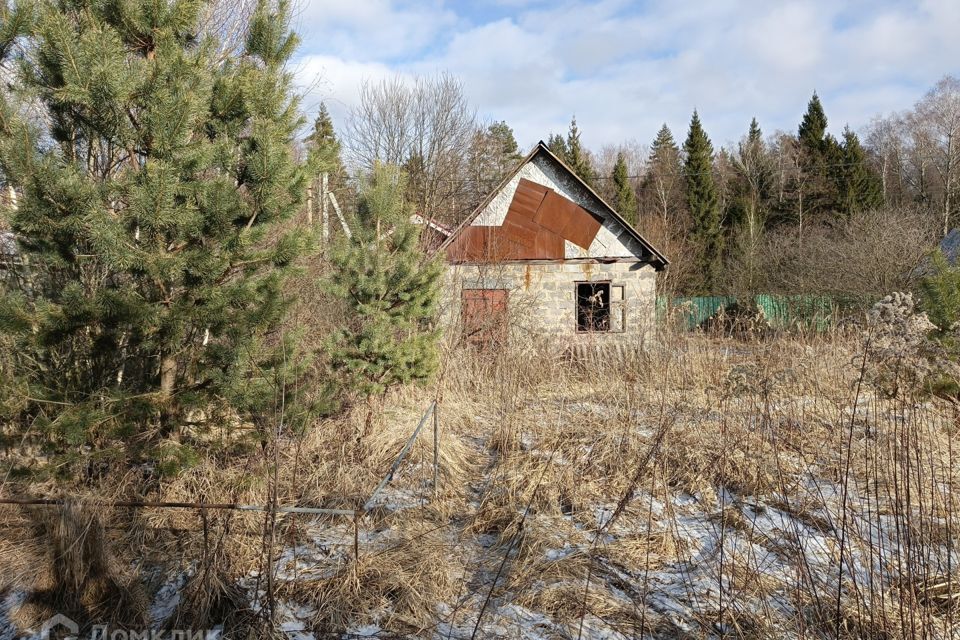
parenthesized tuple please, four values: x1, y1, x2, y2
(2, 325, 959, 639)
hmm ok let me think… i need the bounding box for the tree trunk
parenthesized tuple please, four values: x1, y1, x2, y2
(158, 353, 179, 438)
(159, 354, 176, 399)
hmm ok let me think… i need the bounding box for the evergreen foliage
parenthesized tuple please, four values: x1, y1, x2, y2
(748, 118, 763, 145)
(798, 93, 829, 157)
(838, 126, 884, 215)
(650, 124, 682, 169)
(306, 102, 343, 177)
(795, 91, 843, 217)
(683, 111, 723, 293)
(487, 121, 522, 166)
(726, 118, 773, 294)
(641, 124, 685, 222)
(0, 0, 311, 461)
(611, 152, 638, 226)
(466, 120, 522, 206)
(306, 101, 350, 214)
(326, 165, 441, 409)
(564, 116, 595, 185)
(546, 132, 569, 164)
(728, 119, 772, 231)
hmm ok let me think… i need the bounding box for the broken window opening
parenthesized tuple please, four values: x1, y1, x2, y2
(576, 281, 625, 333)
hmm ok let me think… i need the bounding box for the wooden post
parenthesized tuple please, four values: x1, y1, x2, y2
(433, 401, 439, 497)
(306, 183, 313, 225)
(352, 511, 360, 573)
(329, 190, 351, 238)
(321, 172, 330, 246)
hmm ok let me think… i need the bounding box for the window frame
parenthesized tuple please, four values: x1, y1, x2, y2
(574, 280, 626, 334)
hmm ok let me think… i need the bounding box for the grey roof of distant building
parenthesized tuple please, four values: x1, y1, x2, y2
(939, 228, 960, 265)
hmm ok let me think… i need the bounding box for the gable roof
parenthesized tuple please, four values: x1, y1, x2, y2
(437, 141, 669, 270)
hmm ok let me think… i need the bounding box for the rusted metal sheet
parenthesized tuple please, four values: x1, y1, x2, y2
(533, 228, 565, 258)
(534, 191, 577, 235)
(560, 207, 602, 250)
(446, 226, 490, 262)
(502, 214, 539, 249)
(507, 179, 549, 220)
(446, 178, 601, 262)
(534, 192, 601, 249)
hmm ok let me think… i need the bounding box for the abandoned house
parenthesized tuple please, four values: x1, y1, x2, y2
(429, 141, 669, 347)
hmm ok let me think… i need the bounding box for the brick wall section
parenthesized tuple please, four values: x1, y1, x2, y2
(442, 261, 657, 344)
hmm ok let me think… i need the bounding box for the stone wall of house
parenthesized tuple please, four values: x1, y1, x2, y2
(442, 261, 658, 344)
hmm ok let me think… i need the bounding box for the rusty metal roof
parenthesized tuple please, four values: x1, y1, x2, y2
(437, 141, 669, 269)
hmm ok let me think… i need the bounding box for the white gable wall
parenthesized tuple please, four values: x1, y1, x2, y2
(472, 154, 648, 260)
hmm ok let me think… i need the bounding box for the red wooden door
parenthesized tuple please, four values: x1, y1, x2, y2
(462, 289, 509, 348)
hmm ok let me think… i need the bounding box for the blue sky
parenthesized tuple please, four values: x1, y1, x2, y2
(290, 0, 960, 153)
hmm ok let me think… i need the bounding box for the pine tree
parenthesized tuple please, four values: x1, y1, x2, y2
(683, 111, 723, 293)
(466, 121, 522, 206)
(487, 121, 522, 168)
(565, 116, 595, 185)
(0, 0, 310, 459)
(838, 126, 884, 215)
(326, 165, 442, 433)
(611, 152, 639, 226)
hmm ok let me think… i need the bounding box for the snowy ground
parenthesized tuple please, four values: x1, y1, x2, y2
(3, 393, 959, 639)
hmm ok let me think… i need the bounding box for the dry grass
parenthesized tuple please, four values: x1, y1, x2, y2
(2, 322, 960, 638)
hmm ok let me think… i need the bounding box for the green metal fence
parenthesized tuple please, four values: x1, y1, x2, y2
(657, 294, 867, 332)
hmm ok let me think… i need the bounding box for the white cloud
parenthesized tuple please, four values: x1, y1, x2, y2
(293, 55, 401, 131)
(290, 0, 960, 151)
(293, 0, 458, 60)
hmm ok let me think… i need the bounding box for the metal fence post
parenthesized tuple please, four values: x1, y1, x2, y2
(433, 400, 439, 497)
(353, 510, 360, 572)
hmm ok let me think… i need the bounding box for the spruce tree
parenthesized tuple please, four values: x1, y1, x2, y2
(0, 0, 309, 459)
(798, 92, 829, 156)
(307, 102, 343, 177)
(326, 165, 441, 432)
(306, 101, 351, 221)
(727, 118, 773, 294)
(747, 117, 762, 144)
(795, 91, 841, 215)
(546, 133, 569, 163)
(565, 115, 595, 185)
(728, 118, 772, 227)
(683, 111, 723, 293)
(838, 126, 884, 215)
(651, 124, 682, 168)
(611, 152, 639, 226)
(642, 124, 686, 224)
